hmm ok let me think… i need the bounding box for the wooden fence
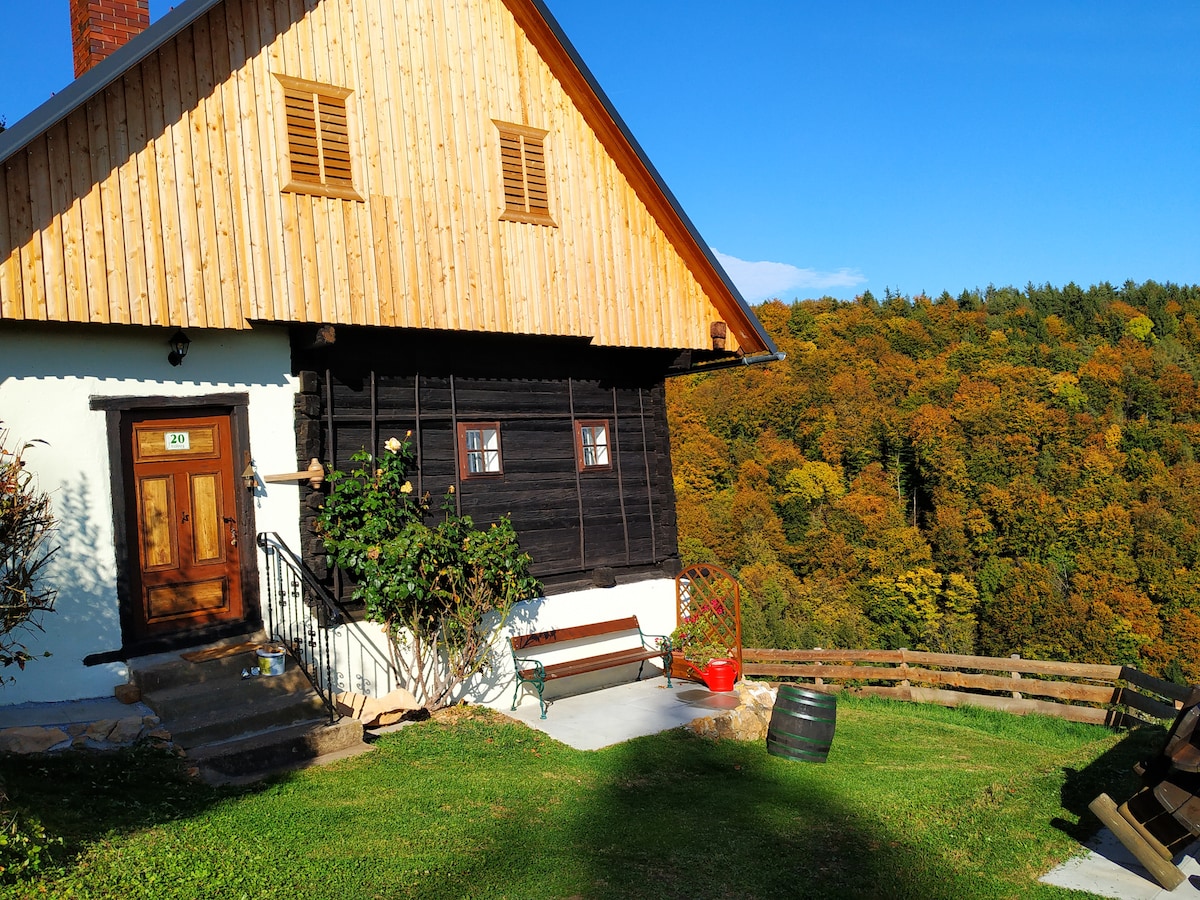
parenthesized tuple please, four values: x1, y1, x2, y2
(742, 648, 1193, 728)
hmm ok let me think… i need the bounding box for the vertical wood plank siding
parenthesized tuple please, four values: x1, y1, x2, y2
(0, 0, 738, 352)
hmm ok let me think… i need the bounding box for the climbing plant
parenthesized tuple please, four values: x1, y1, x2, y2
(316, 434, 540, 710)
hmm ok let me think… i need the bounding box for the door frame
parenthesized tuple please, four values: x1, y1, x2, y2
(90, 392, 261, 660)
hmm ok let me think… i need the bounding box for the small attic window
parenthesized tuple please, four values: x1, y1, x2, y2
(494, 120, 556, 227)
(276, 73, 362, 201)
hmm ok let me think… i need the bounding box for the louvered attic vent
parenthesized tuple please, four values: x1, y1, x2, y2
(494, 121, 555, 226)
(276, 74, 361, 200)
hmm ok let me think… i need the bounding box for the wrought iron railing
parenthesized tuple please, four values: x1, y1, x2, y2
(256, 532, 402, 723)
(257, 532, 339, 722)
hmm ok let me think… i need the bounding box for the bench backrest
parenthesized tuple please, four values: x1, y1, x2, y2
(510, 616, 642, 653)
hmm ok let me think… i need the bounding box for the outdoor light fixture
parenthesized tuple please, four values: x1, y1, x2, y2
(167, 329, 191, 367)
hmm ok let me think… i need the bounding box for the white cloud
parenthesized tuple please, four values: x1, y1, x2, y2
(712, 250, 867, 302)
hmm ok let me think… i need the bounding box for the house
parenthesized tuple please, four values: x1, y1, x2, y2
(0, 0, 779, 708)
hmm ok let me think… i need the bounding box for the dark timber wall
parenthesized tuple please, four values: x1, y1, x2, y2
(292, 327, 681, 597)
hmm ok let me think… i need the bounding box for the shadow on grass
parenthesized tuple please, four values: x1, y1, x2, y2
(1053, 722, 1167, 843)
(557, 729, 986, 900)
(0, 702, 1132, 899)
(0, 742, 260, 866)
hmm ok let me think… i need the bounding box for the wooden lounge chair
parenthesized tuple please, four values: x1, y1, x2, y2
(1090, 685, 1200, 890)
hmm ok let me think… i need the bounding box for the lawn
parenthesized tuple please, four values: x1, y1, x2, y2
(0, 693, 1165, 899)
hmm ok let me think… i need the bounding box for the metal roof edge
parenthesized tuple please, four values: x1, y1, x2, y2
(523, 0, 779, 358)
(0, 0, 225, 163)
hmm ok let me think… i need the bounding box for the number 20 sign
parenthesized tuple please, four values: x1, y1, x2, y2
(164, 431, 191, 451)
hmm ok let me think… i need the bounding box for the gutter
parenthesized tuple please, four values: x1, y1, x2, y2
(667, 350, 787, 378)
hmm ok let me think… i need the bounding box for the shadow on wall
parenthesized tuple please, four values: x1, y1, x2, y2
(50, 475, 122, 650)
(0, 321, 291, 387)
(10, 475, 126, 698)
(468, 597, 544, 703)
(321, 596, 545, 705)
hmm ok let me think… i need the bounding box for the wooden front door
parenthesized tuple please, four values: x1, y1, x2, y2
(125, 411, 245, 639)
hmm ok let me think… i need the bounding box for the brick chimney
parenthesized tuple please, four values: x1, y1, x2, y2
(71, 0, 150, 78)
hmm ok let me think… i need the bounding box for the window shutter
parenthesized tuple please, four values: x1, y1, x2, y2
(276, 74, 360, 200)
(494, 121, 555, 226)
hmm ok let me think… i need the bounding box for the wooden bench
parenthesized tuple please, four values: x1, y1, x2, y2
(510, 616, 672, 719)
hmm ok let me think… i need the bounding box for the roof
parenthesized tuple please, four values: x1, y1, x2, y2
(0, 0, 778, 359)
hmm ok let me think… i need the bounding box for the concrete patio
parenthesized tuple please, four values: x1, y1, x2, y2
(500, 674, 738, 750)
(1042, 827, 1200, 898)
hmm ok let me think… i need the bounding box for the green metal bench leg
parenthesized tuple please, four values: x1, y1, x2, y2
(536, 682, 546, 719)
(512, 677, 547, 719)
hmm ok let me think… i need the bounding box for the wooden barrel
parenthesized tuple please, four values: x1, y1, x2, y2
(766, 685, 837, 763)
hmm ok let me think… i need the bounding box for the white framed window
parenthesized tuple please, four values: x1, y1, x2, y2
(458, 422, 502, 477)
(575, 419, 611, 470)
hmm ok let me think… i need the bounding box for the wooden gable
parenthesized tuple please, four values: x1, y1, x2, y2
(0, 0, 773, 355)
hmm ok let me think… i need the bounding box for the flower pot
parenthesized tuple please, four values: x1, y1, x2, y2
(701, 658, 738, 692)
(670, 650, 697, 681)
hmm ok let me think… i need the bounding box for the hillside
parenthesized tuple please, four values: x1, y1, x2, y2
(668, 281, 1200, 682)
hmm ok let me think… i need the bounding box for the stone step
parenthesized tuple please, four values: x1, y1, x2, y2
(162, 690, 332, 748)
(130, 635, 272, 693)
(139, 665, 316, 723)
(130, 635, 371, 783)
(189, 717, 369, 785)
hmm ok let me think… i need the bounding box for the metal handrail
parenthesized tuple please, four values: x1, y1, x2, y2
(256, 532, 340, 722)
(256, 531, 401, 717)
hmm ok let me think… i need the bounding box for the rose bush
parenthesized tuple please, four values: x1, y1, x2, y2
(316, 434, 540, 710)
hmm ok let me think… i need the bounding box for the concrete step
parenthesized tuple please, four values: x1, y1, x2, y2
(139, 666, 316, 722)
(161, 690, 331, 748)
(130, 636, 371, 783)
(130, 634, 270, 693)
(189, 717, 369, 785)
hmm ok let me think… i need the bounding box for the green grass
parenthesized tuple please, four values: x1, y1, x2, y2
(0, 694, 1166, 900)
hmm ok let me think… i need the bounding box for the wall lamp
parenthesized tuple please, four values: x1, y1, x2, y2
(167, 329, 191, 367)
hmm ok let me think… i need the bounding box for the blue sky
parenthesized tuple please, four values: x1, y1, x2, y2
(2, 1, 1197, 302)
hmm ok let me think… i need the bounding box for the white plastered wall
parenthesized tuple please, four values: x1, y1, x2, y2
(320, 577, 679, 711)
(0, 324, 300, 705)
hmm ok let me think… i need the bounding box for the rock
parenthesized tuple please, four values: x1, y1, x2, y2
(0, 726, 71, 755)
(107, 717, 146, 745)
(84, 719, 118, 742)
(114, 682, 142, 704)
(335, 687, 421, 727)
(686, 680, 778, 742)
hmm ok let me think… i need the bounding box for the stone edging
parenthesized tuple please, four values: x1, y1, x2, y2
(0, 716, 173, 755)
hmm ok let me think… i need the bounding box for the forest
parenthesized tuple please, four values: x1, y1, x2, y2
(667, 280, 1200, 683)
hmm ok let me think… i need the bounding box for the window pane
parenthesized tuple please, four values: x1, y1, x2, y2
(461, 424, 501, 476)
(579, 423, 610, 468)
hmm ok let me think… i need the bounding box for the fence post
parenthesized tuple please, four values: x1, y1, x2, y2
(813, 647, 824, 686)
(899, 648, 910, 688)
(1011, 653, 1022, 700)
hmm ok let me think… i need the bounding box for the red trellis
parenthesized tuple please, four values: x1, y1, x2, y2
(674, 563, 742, 679)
